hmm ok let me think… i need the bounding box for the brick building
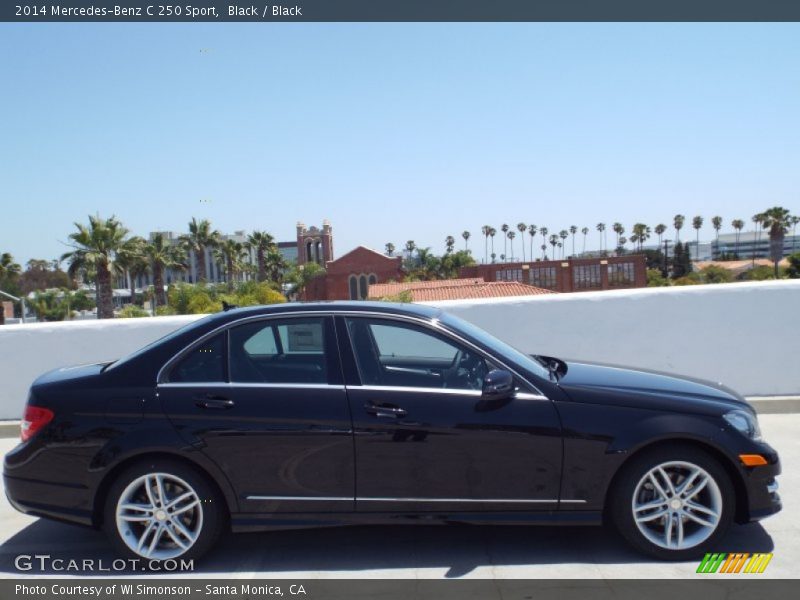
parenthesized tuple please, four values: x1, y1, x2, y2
(459, 255, 647, 293)
(303, 246, 403, 301)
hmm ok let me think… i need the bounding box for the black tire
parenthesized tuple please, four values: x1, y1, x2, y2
(103, 458, 226, 563)
(609, 445, 735, 561)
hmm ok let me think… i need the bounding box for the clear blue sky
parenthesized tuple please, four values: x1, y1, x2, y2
(1, 23, 798, 265)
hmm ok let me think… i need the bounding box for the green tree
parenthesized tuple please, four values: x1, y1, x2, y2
(731, 219, 745, 259)
(145, 232, 187, 308)
(692, 215, 704, 248)
(581, 226, 589, 255)
(596, 222, 606, 253)
(246, 231, 275, 283)
(287, 262, 326, 299)
(462, 230, 471, 253)
(61, 215, 129, 319)
(501, 224, 509, 261)
(674, 214, 686, 242)
(116, 236, 148, 307)
(528, 224, 537, 261)
(699, 264, 734, 284)
(445, 235, 455, 254)
(517, 223, 528, 261)
(0, 252, 22, 325)
(180, 218, 220, 282)
(385, 242, 395, 257)
(711, 216, 723, 245)
(214, 239, 248, 292)
(759, 206, 795, 277)
(646, 269, 669, 287)
(507, 230, 517, 260)
(654, 223, 667, 248)
(786, 252, 800, 279)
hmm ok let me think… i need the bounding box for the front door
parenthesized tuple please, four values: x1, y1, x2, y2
(337, 316, 562, 514)
(159, 315, 355, 514)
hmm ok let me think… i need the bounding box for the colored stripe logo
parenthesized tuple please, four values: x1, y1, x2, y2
(696, 553, 773, 574)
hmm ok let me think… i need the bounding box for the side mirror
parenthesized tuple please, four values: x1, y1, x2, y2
(482, 369, 514, 400)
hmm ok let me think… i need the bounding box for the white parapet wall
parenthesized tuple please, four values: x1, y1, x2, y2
(0, 280, 797, 420)
(423, 280, 800, 400)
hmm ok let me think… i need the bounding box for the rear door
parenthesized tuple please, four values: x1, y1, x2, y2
(159, 315, 355, 514)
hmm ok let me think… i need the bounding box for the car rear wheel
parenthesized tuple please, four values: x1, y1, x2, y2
(609, 446, 735, 560)
(103, 459, 225, 562)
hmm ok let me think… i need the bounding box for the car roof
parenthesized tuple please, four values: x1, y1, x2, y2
(217, 301, 443, 321)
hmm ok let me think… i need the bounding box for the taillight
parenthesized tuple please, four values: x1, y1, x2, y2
(21, 406, 54, 442)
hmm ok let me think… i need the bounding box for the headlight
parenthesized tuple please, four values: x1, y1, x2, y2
(723, 410, 762, 440)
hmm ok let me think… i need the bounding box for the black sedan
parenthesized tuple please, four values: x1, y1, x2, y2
(4, 302, 781, 562)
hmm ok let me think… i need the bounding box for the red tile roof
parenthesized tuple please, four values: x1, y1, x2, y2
(367, 278, 556, 302)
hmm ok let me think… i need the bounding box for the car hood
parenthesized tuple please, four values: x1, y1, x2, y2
(556, 360, 753, 416)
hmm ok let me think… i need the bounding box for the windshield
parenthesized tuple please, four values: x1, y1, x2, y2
(439, 313, 551, 380)
(105, 315, 215, 371)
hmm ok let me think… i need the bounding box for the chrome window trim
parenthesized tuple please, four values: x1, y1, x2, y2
(243, 495, 581, 504)
(156, 309, 547, 397)
(157, 382, 346, 390)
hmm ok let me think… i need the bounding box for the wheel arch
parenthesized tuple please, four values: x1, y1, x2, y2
(602, 437, 749, 524)
(91, 449, 237, 528)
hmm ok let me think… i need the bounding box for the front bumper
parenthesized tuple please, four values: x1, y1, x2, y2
(738, 446, 781, 523)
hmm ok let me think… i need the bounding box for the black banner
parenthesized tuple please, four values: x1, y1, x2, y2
(1, 579, 798, 600)
(4, 1, 800, 22)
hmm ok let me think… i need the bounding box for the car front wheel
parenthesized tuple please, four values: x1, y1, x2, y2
(610, 446, 735, 560)
(103, 459, 225, 562)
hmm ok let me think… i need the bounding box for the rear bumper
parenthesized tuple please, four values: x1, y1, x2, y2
(4, 472, 94, 528)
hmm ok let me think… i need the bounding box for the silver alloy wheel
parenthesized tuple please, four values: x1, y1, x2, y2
(116, 472, 203, 560)
(631, 461, 723, 551)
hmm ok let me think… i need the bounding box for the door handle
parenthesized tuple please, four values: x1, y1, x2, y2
(195, 395, 235, 410)
(364, 402, 407, 418)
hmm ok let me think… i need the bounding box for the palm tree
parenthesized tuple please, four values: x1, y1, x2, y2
(752, 212, 765, 266)
(527, 224, 537, 261)
(632, 223, 651, 252)
(506, 230, 516, 261)
(760, 207, 795, 277)
(61, 215, 129, 319)
(692, 216, 704, 250)
(445, 235, 455, 254)
(385, 242, 395, 257)
(145, 233, 187, 307)
(246, 231, 275, 283)
(540, 227, 549, 259)
(596, 223, 606, 253)
(116, 236, 148, 306)
(612, 222, 624, 249)
(565, 225, 575, 257)
(581, 227, 589, 254)
(501, 224, 509, 262)
(540, 244, 547, 260)
(265, 246, 287, 283)
(792, 216, 800, 255)
(559, 230, 568, 258)
(214, 239, 248, 292)
(0, 253, 21, 325)
(488, 228, 497, 262)
(180, 218, 220, 283)
(549, 234, 558, 258)
(515, 223, 527, 261)
(732, 219, 745, 258)
(462, 230, 471, 252)
(674, 214, 685, 242)
(404, 240, 416, 263)
(654, 223, 667, 248)
(481, 225, 491, 264)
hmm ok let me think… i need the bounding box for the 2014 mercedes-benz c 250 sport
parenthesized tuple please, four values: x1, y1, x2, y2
(4, 302, 781, 562)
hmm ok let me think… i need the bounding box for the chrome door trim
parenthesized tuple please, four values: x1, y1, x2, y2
(243, 495, 579, 504)
(157, 382, 346, 390)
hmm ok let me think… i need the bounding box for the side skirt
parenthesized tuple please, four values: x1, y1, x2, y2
(230, 511, 603, 533)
